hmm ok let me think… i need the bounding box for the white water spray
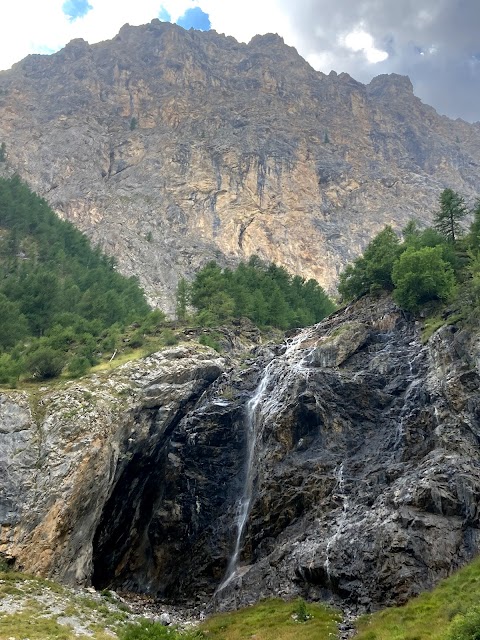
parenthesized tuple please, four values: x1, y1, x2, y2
(217, 327, 319, 593)
(324, 462, 350, 579)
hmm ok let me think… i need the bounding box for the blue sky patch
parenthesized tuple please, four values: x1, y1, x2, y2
(176, 7, 211, 31)
(158, 7, 171, 22)
(62, 0, 92, 21)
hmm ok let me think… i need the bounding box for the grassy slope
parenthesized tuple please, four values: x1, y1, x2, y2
(0, 576, 341, 640)
(0, 572, 130, 639)
(355, 556, 480, 640)
(199, 598, 341, 640)
(3, 556, 480, 640)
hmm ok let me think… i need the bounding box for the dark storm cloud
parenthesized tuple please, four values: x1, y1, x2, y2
(278, 0, 480, 121)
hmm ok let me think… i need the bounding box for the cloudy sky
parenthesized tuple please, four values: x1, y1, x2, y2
(0, 0, 478, 122)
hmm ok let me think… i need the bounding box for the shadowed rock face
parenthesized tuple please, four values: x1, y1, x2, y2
(1, 22, 480, 310)
(1, 297, 480, 611)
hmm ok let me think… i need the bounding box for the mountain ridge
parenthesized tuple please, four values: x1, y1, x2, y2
(0, 20, 479, 311)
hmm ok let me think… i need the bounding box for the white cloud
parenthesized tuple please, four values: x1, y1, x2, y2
(0, 0, 195, 71)
(200, 0, 293, 44)
(0, 0, 299, 72)
(341, 28, 388, 64)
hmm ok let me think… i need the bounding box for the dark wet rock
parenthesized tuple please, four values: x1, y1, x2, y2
(1, 295, 480, 614)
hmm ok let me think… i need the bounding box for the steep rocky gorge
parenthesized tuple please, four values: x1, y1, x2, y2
(1, 295, 480, 612)
(0, 21, 480, 309)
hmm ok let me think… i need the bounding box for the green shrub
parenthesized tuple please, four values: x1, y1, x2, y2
(26, 347, 66, 379)
(198, 334, 221, 352)
(67, 355, 90, 378)
(338, 226, 401, 301)
(160, 328, 178, 346)
(141, 309, 167, 334)
(392, 246, 456, 312)
(129, 330, 145, 349)
(292, 598, 311, 623)
(119, 620, 173, 640)
(447, 607, 480, 640)
(0, 353, 24, 385)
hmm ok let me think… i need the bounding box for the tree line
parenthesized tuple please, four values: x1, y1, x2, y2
(176, 256, 335, 329)
(0, 176, 151, 383)
(338, 188, 480, 316)
(0, 176, 336, 384)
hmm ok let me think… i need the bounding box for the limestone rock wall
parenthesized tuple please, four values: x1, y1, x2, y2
(0, 346, 226, 586)
(0, 22, 479, 310)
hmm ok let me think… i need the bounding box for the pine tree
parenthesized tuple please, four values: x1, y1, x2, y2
(175, 277, 190, 322)
(434, 189, 468, 243)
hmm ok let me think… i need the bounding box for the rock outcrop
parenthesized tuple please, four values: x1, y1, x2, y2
(1, 296, 480, 612)
(0, 21, 480, 310)
(0, 345, 226, 586)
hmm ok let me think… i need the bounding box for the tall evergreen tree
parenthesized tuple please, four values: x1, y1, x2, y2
(434, 188, 468, 243)
(175, 277, 190, 322)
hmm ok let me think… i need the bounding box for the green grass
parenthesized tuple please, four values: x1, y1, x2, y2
(0, 610, 74, 639)
(198, 598, 341, 640)
(0, 571, 130, 639)
(355, 556, 480, 640)
(421, 315, 446, 343)
(421, 310, 463, 343)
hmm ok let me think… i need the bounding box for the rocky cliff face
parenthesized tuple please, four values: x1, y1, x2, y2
(1, 297, 480, 612)
(0, 346, 226, 586)
(0, 21, 479, 310)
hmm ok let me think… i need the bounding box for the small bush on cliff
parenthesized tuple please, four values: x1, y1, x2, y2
(338, 226, 401, 301)
(26, 346, 66, 379)
(67, 355, 91, 378)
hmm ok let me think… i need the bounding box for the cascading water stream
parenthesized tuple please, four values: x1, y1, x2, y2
(216, 327, 319, 593)
(216, 368, 272, 592)
(324, 462, 350, 580)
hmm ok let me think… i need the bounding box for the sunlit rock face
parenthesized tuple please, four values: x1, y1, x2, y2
(1, 22, 480, 311)
(1, 297, 480, 612)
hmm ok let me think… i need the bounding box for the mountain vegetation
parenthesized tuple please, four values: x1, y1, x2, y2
(0, 177, 334, 385)
(0, 175, 152, 383)
(338, 188, 480, 319)
(4, 556, 480, 640)
(184, 257, 336, 329)
(355, 555, 480, 640)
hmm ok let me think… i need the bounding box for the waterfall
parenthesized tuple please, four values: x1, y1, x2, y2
(324, 462, 350, 580)
(216, 368, 272, 591)
(217, 327, 318, 593)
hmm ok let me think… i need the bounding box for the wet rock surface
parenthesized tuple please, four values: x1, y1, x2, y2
(210, 296, 480, 611)
(0, 345, 227, 590)
(1, 296, 480, 613)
